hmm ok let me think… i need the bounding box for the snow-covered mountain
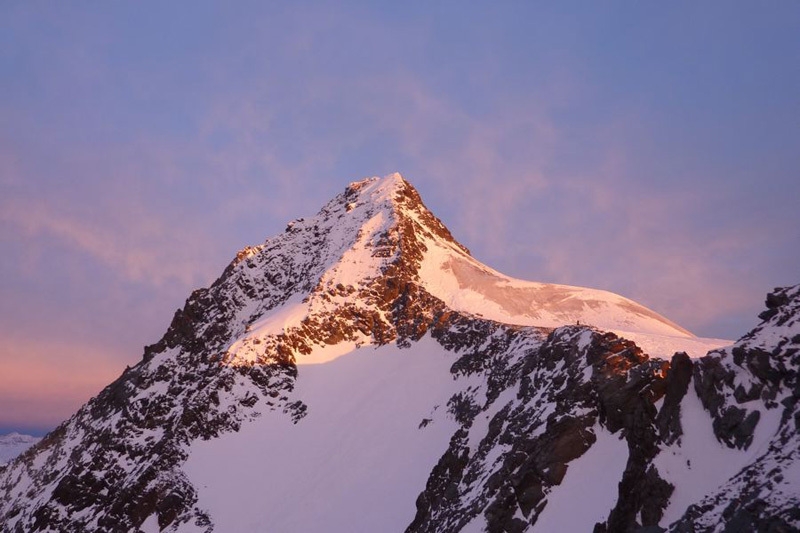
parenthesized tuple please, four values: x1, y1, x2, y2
(0, 173, 797, 532)
(0, 434, 40, 465)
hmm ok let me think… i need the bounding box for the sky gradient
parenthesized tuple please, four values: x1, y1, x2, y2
(2, 2, 799, 434)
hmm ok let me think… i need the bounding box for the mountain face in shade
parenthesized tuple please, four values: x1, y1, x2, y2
(0, 174, 797, 533)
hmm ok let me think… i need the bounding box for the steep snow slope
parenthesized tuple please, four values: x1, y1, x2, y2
(418, 238, 690, 337)
(185, 337, 465, 533)
(418, 247, 730, 359)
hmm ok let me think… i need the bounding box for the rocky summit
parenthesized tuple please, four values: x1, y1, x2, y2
(0, 174, 797, 532)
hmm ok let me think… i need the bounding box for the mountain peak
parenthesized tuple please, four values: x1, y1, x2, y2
(337, 175, 696, 340)
(341, 172, 471, 255)
(346, 171, 406, 193)
(146, 173, 473, 367)
(5, 173, 792, 533)
(156, 173, 703, 370)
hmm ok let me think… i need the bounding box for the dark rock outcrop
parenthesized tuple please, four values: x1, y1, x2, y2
(408, 327, 680, 533)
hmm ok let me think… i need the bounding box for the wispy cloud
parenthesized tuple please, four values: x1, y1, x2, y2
(2, 199, 206, 287)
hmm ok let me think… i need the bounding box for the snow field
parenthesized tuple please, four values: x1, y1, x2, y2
(185, 336, 463, 532)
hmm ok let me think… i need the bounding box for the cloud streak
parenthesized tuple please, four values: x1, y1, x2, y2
(2, 201, 200, 287)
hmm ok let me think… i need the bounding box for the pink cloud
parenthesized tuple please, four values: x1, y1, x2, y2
(528, 146, 764, 338)
(1, 201, 205, 287)
(0, 336, 125, 428)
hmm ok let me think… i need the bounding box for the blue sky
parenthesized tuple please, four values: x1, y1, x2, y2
(1, 2, 798, 433)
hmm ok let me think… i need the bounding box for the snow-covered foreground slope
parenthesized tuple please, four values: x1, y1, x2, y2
(0, 173, 796, 532)
(185, 337, 464, 533)
(0, 434, 40, 465)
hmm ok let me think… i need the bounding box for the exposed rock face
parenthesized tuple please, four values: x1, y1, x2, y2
(408, 325, 677, 533)
(0, 174, 797, 533)
(655, 352, 694, 446)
